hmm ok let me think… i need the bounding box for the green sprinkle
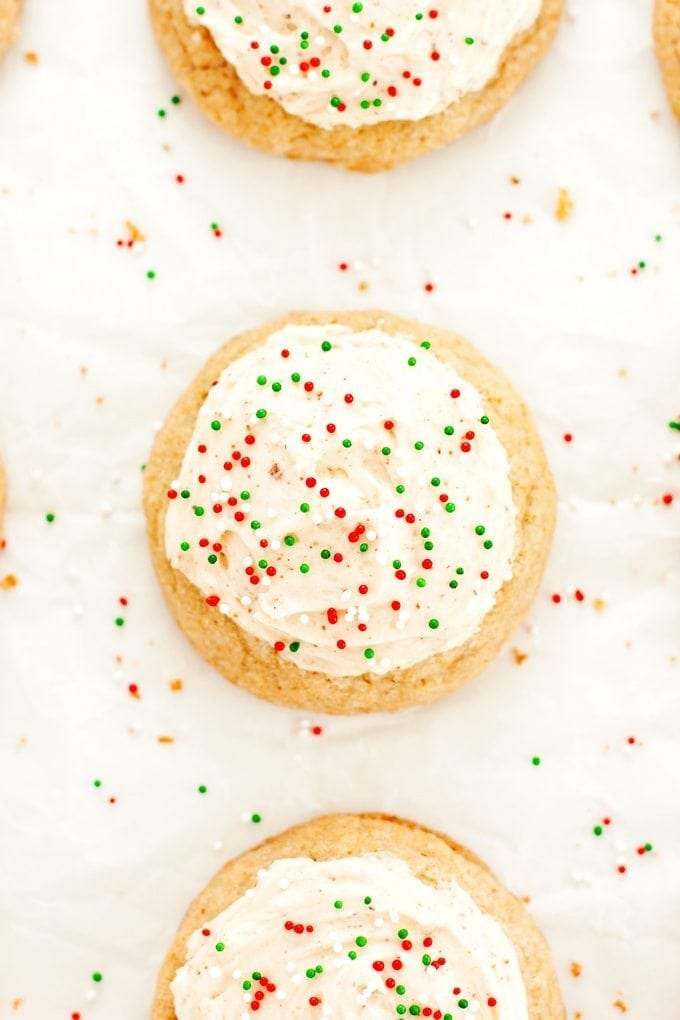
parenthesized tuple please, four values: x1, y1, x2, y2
(257, 374, 267, 386)
(364, 648, 375, 660)
(334, 899, 343, 909)
(430, 477, 441, 487)
(250, 520, 261, 531)
(255, 408, 267, 419)
(449, 579, 458, 589)
(321, 549, 331, 559)
(392, 560, 402, 569)
(475, 525, 486, 535)
(92, 972, 103, 983)
(458, 1001, 469, 1010)
(114, 617, 124, 628)
(420, 340, 431, 349)
(194, 506, 204, 517)
(342, 438, 352, 448)
(465, 36, 474, 44)
(395, 484, 405, 494)
(251, 813, 261, 823)
(198, 784, 207, 793)
(146, 270, 156, 280)
(180, 541, 190, 551)
(444, 425, 455, 435)
(414, 441, 424, 451)
(333, 24, 342, 33)
(180, 489, 190, 499)
(272, 381, 282, 392)
(299, 563, 310, 574)
(594, 824, 603, 836)
(445, 502, 455, 513)
(93, 779, 102, 788)
(348, 950, 357, 960)
(359, 542, 368, 552)
(361, 72, 370, 82)
(532, 756, 541, 766)
(356, 936, 367, 947)
(398, 928, 408, 939)
(407, 356, 417, 366)
(290, 641, 300, 653)
(416, 577, 426, 588)
(171, 95, 181, 104)
(456, 566, 464, 575)
(195, 5, 205, 13)
(321, 340, 332, 351)
(428, 619, 439, 629)
(480, 415, 490, 424)
(210, 419, 221, 431)
(284, 534, 296, 546)
(363, 896, 372, 904)
(381, 446, 391, 456)
(240, 490, 251, 501)
(46, 512, 55, 523)
(157, 108, 166, 118)
(483, 539, 493, 549)
(291, 372, 301, 382)
(352, 2, 363, 10)
(234, 15, 243, 23)
(300, 502, 310, 513)
(422, 953, 432, 966)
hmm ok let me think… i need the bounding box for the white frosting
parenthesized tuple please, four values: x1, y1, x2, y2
(164, 323, 516, 677)
(185, 0, 543, 128)
(171, 853, 529, 1018)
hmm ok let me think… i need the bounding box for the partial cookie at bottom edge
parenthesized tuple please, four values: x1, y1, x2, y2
(151, 813, 565, 1019)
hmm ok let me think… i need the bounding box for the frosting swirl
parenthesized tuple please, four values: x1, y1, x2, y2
(171, 854, 529, 1018)
(164, 324, 515, 677)
(185, 0, 542, 129)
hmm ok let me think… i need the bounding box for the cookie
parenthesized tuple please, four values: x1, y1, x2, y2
(143, 311, 556, 714)
(0, 0, 21, 60)
(0, 459, 6, 541)
(655, 0, 680, 119)
(148, 0, 563, 172)
(152, 812, 565, 1019)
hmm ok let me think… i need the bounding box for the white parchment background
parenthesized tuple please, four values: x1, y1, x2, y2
(0, 0, 679, 1016)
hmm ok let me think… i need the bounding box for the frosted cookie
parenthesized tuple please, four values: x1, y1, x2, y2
(143, 311, 555, 714)
(0, 0, 20, 60)
(148, 0, 563, 171)
(655, 0, 680, 119)
(152, 813, 565, 1019)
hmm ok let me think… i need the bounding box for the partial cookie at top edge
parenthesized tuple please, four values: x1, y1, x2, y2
(147, 0, 563, 172)
(143, 310, 556, 715)
(0, 0, 21, 60)
(655, 0, 680, 119)
(151, 812, 565, 1020)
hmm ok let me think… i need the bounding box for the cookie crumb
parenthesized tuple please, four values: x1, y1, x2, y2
(169, 678, 183, 691)
(613, 1000, 628, 1013)
(358, 280, 370, 292)
(0, 574, 18, 589)
(512, 648, 528, 665)
(125, 220, 146, 244)
(570, 961, 582, 977)
(158, 735, 175, 744)
(24, 51, 38, 63)
(555, 188, 574, 221)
